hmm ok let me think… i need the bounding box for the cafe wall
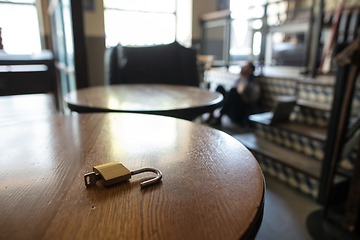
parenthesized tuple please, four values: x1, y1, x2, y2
(82, 0, 105, 87)
(37, 0, 52, 50)
(192, 0, 217, 45)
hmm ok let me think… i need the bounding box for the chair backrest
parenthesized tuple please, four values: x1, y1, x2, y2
(105, 42, 199, 86)
(0, 50, 59, 110)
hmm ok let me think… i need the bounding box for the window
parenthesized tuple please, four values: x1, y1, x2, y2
(0, 0, 41, 54)
(103, 0, 176, 47)
(267, 1, 288, 26)
(229, 0, 265, 62)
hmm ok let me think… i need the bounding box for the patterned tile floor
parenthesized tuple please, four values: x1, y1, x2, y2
(198, 115, 322, 240)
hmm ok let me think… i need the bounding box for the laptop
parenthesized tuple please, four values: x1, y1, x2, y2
(249, 96, 296, 125)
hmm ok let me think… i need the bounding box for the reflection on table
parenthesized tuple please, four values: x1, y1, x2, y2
(64, 84, 223, 120)
(1, 113, 264, 240)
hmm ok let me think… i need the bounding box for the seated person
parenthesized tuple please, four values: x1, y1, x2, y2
(207, 62, 260, 127)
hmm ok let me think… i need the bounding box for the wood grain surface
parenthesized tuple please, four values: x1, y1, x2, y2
(0, 93, 56, 127)
(0, 113, 264, 240)
(64, 84, 224, 120)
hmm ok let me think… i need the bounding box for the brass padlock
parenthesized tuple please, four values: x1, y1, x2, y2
(84, 161, 162, 188)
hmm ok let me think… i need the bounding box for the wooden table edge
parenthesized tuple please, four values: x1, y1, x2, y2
(66, 98, 224, 120)
(241, 175, 265, 240)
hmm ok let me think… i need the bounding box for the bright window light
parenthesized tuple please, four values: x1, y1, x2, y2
(252, 19, 263, 30)
(104, 10, 175, 47)
(230, 0, 266, 19)
(104, 0, 177, 47)
(104, 0, 175, 13)
(5, 0, 35, 3)
(0, 3, 41, 54)
(230, 19, 252, 56)
(253, 32, 262, 55)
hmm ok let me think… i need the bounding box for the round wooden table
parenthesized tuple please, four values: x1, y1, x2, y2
(64, 84, 224, 120)
(0, 113, 264, 240)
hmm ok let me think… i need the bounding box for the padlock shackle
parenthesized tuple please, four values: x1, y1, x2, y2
(131, 167, 163, 188)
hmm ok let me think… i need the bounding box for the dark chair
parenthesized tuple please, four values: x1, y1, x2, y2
(104, 41, 199, 87)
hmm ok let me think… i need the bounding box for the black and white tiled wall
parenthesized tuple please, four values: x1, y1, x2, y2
(297, 83, 334, 104)
(254, 124, 324, 160)
(259, 77, 297, 111)
(290, 106, 330, 128)
(254, 153, 319, 199)
(205, 70, 358, 198)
